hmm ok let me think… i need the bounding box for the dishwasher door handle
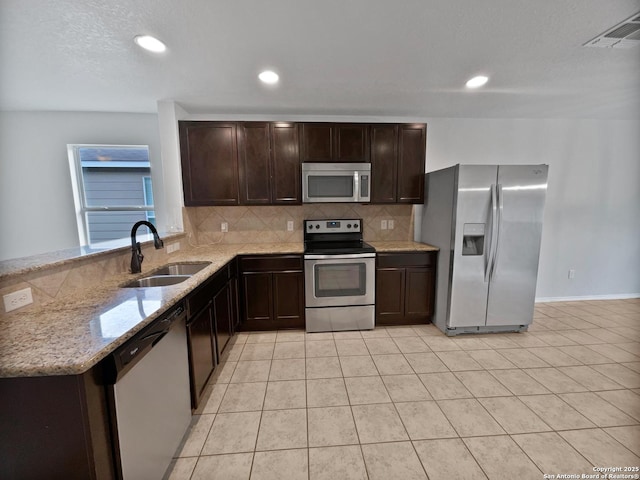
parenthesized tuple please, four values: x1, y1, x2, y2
(147, 331, 168, 348)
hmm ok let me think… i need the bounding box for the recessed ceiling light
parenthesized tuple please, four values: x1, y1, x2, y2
(466, 75, 489, 88)
(134, 35, 167, 53)
(258, 70, 279, 84)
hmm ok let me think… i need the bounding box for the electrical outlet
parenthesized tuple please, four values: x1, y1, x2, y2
(388, 220, 394, 230)
(3, 288, 33, 313)
(287, 220, 294, 232)
(568, 269, 576, 279)
(381, 220, 388, 230)
(221, 222, 228, 233)
(166, 242, 181, 254)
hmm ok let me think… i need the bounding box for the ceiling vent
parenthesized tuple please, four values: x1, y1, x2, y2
(584, 12, 640, 48)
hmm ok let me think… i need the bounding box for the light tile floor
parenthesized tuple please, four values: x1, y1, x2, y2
(167, 299, 640, 480)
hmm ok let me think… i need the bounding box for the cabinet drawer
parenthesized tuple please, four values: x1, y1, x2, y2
(377, 252, 435, 268)
(239, 255, 303, 272)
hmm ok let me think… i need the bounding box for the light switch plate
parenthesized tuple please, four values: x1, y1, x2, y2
(287, 220, 294, 231)
(4, 288, 33, 312)
(221, 222, 228, 233)
(381, 220, 388, 230)
(388, 220, 394, 229)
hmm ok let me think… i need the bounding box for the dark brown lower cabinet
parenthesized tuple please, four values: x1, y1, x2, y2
(214, 281, 233, 359)
(376, 252, 436, 326)
(186, 260, 238, 408)
(186, 305, 216, 408)
(0, 370, 114, 480)
(239, 255, 305, 331)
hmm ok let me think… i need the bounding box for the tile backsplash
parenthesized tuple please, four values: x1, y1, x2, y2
(184, 204, 415, 245)
(1, 205, 414, 316)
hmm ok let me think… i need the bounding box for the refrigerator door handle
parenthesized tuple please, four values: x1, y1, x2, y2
(485, 184, 498, 282)
(491, 184, 504, 280)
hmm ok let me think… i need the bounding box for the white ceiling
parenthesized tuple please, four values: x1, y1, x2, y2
(1, 0, 639, 119)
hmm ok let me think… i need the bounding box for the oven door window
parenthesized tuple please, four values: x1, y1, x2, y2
(308, 175, 354, 198)
(314, 263, 366, 297)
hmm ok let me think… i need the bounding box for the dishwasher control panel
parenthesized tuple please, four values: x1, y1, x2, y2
(103, 302, 185, 384)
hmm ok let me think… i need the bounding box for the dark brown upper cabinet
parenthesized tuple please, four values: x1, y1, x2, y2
(238, 122, 271, 204)
(180, 120, 424, 205)
(180, 121, 300, 206)
(300, 123, 370, 162)
(180, 122, 240, 206)
(270, 123, 301, 204)
(370, 124, 399, 203)
(397, 124, 427, 203)
(370, 123, 426, 204)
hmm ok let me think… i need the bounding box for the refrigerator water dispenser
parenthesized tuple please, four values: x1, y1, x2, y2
(462, 223, 485, 256)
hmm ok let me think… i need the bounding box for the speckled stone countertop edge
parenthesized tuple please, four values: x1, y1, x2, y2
(0, 232, 188, 280)
(0, 241, 437, 378)
(369, 241, 439, 252)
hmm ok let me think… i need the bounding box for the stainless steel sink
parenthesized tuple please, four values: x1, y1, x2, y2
(150, 262, 211, 276)
(122, 275, 192, 288)
(121, 262, 211, 288)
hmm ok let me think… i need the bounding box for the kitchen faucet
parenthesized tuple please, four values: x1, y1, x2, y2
(130, 221, 164, 273)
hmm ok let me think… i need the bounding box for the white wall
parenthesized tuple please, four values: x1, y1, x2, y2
(157, 101, 188, 233)
(418, 118, 640, 300)
(0, 111, 161, 261)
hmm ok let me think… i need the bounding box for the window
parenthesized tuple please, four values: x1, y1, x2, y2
(68, 145, 156, 246)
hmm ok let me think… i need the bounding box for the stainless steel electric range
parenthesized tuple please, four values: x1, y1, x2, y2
(303, 218, 376, 332)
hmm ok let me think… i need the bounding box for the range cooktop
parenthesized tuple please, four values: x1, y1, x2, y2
(303, 218, 376, 255)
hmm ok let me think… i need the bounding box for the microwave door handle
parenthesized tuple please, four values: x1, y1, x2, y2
(353, 171, 359, 202)
(360, 173, 369, 200)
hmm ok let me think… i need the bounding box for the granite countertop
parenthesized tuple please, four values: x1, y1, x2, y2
(369, 241, 439, 252)
(0, 232, 187, 279)
(0, 241, 437, 378)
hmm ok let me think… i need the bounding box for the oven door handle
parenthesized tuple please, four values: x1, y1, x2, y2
(304, 253, 376, 260)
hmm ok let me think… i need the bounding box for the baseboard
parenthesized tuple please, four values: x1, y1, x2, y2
(535, 293, 640, 303)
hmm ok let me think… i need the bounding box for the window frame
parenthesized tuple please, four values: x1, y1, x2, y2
(68, 144, 155, 246)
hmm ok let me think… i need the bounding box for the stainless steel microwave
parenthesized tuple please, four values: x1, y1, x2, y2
(302, 162, 371, 203)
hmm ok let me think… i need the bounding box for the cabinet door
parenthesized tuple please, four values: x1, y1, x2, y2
(242, 272, 273, 330)
(187, 306, 215, 408)
(370, 124, 398, 203)
(300, 123, 333, 162)
(238, 122, 271, 204)
(375, 268, 406, 325)
(404, 267, 434, 322)
(335, 124, 370, 162)
(397, 124, 426, 203)
(179, 122, 240, 206)
(213, 282, 232, 359)
(273, 271, 305, 329)
(230, 276, 240, 333)
(271, 123, 301, 204)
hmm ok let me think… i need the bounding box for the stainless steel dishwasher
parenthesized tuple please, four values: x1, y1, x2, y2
(105, 302, 191, 480)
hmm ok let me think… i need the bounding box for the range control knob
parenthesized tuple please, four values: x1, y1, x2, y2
(315, 224, 320, 229)
(347, 224, 352, 228)
(353, 222, 359, 229)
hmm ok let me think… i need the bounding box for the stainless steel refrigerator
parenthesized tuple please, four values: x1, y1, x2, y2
(420, 164, 548, 335)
